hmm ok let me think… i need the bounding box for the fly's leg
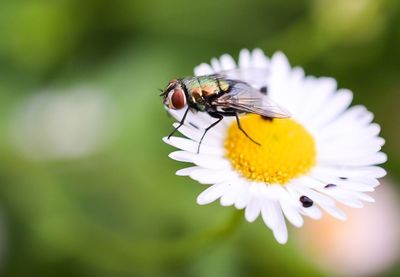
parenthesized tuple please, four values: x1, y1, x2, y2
(197, 114, 224, 154)
(235, 112, 261, 146)
(168, 107, 190, 139)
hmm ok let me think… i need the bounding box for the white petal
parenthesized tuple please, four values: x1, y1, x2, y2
(220, 184, 237, 206)
(287, 185, 322, 219)
(319, 152, 387, 167)
(219, 181, 245, 207)
(310, 173, 375, 192)
(349, 177, 380, 187)
(319, 105, 373, 133)
(168, 151, 195, 163)
(211, 58, 222, 72)
(194, 63, 214, 76)
(169, 151, 231, 169)
(261, 199, 278, 228)
(280, 199, 303, 227)
(245, 184, 264, 222)
(292, 181, 349, 219)
(190, 168, 236, 184)
(301, 205, 323, 219)
(176, 166, 200, 176)
(193, 155, 231, 169)
(320, 187, 365, 208)
(314, 166, 386, 179)
(245, 199, 261, 222)
(311, 89, 353, 128)
(273, 186, 304, 227)
(168, 109, 211, 129)
(335, 197, 364, 208)
(172, 123, 222, 146)
(219, 54, 236, 70)
(318, 120, 381, 142)
(317, 139, 384, 160)
(340, 182, 375, 192)
(197, 183, 228, 205)
(300, 77, 337, 120)
(271, 66, 305, 114)
(233, 180, 251, 209)
(239, 49, 251, 68)
(263, 202, 288, 244)
(273, 220, 288, 244)
(163, 136, 223, 156)
(322, 205, 347, 220)
(292, 182, 335, 206)
(251, 48, 269, 68)
(270, 51, 291, 75)
(354, 192, 375, 203)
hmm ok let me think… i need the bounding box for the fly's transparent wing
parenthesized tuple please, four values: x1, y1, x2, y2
(213, 82, 291, 118)
(207, 68, 270, 89)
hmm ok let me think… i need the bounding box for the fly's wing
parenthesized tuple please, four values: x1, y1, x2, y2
(212, 82, 291, 118)
(211, 68, 269, 89)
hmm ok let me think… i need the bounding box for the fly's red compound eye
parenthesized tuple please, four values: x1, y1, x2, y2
(168, 88, 186, 109)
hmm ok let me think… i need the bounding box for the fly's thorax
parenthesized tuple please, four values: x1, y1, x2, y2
(182, 76, 231, 111)
(197, 76, 227, 97)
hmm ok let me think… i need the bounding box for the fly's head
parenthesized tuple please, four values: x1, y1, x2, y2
(161, 79, 187, 110)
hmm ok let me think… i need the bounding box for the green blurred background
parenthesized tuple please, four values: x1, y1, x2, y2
(0, 0, 399, 276)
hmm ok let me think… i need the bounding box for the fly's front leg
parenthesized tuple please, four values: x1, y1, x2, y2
(235, 112, 261, 146)
(197, 113, 224, 154)
(168, 107, 190, 139)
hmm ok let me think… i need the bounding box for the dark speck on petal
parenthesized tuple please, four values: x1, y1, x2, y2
(325, 184, 337, 188)
(260, 86, 268, 94)
(300, 195, 313, 208)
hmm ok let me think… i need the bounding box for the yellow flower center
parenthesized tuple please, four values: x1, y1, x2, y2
(225, 114, 316, 185)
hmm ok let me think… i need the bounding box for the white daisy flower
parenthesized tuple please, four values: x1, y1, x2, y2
(162, 49, 387, 244)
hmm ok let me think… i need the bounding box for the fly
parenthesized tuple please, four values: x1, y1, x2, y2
(161, 74, 291, 153)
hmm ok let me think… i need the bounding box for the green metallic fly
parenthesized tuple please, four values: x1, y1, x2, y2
(161, 73, 290, 153)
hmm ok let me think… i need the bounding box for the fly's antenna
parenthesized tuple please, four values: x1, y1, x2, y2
(159, 88, 167, 96)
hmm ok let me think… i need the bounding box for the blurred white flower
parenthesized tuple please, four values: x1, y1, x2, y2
(296, 178, 400, 277)
(8, 87, 117, 161)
